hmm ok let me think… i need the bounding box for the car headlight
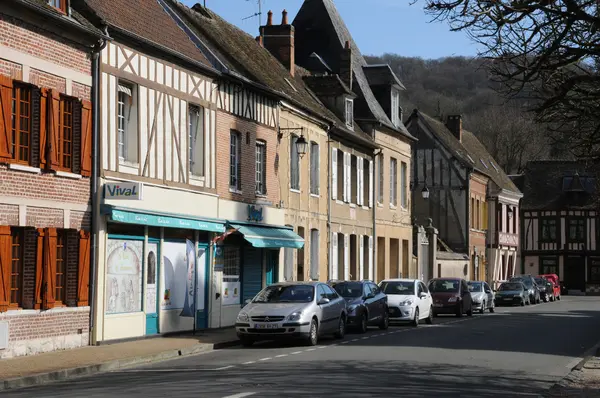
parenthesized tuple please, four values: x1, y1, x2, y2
(287, 311, 303, 322)
(237, 312, 249, 322)
(399, 299, 414, 306)
(448, 296, 459, 302)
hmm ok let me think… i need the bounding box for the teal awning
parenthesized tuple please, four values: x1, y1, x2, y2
(103, 205, 225, 233)
(229, 224, 304, 249)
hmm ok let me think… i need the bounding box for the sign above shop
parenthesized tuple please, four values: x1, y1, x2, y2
(247, 205, 263, 223)
(104, 182, 143, 200)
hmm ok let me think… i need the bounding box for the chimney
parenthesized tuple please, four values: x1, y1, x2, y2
(255, 35, 263, 47)
(446, 115, 463, 141)
(339, 40, 352, 90)
(260, 10, 295, 76)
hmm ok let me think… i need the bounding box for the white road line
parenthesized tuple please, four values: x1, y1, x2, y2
(242, 361, 256, 365)
(340, 341, 349, 344)
(361, 337, 369, 340)
(215, 365, 235, 370)
(275, 354, 288, 358)
(351, 339, 359, 342)
(291, 351, 302, 355)
(258, 357, 272, 362)
(306, 348, 316, 352)
(222, 393, 257, 398)
(317, 346, 327, 349)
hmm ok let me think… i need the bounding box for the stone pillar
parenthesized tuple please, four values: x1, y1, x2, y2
(414, 224, 427, 281)
(425, 218, 438, 283)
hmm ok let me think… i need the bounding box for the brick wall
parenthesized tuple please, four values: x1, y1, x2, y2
(0, 15, 91, 75)
(0, 204, 18, 225)
(0, 59, 22, 79)
(29, 68, 66, 93)
(72, 82, 92, 102)
(70, 211, 91, 230)
(216, 111, 280, 205)
(0, 309, 89, 343)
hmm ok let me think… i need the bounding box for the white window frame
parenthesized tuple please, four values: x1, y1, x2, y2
(310, 142, 320, 195)
(377, 155, 384, 204)
(400, 161, 407, 208)
(345, 99, 354, 129)
(229, 131, 241, 191)
(390, 157, 398, 207)
(391, 89, 400, 127)
(255, 140, 266, 195)
(189, 104, 204, 177)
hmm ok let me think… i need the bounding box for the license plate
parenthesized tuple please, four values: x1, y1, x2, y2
(255, 323, 280, 329)
(434, 304, 443, 307)
(503, 298, 512, 301)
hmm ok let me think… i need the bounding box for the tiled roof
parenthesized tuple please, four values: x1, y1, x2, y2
(82, 0, 212, 67)
(16, 0, 103, 35)
(293, 0, 414, 140)
(413, 110, 520, 194)
(520, 161, 598, 210)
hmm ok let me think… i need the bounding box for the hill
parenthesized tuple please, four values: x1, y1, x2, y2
(365, 55, 556, 174)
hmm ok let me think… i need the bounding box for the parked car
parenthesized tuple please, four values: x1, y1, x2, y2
(534, 276, 556, 302)
(427, 278, 473, 317)
(509, 275, 541, 304)
(539, 273, 561, 301)
(330, 280, 389, 333)
(494, 281, 529, 306)
(235, 282, 347, 347)
(467, 281, 495, 314)
(379, 279, 433, 326)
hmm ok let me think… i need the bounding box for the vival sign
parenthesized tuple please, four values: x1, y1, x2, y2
(104, 182, 143, 200)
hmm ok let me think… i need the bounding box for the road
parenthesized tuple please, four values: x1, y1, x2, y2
(3, 296, 600, 397)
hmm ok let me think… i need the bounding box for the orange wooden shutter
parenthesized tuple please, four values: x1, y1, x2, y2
(47, 90, 60, 170)
(43, 227, 57, 309)
(39, 88, 49, 169)
(77, 230, 90, 306)
(0, 76, 13, 162)
(34, 228, 45, 309)
(80, 100, 92, 177)
(0, 226, 11, 312)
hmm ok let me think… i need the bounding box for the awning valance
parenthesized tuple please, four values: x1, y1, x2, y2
(103, 205, 226, 233)
(229, 223, 304, 249)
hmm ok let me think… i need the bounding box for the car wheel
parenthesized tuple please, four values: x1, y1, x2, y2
(557, 295, 561, 301)
(412, 308, 420, 327)
(306, 318, 318, 346)
(334, 316, 346, 339)
(425, 306, 434, 324)
(489, 301, 495, 313)
(456, 304, 463, 318)
(379, 309, 390, 330)
(239, 336, 254, 347)
(537, 296, 541, 304)
(544, 295, 549, 303)
(466, 304, 473, 317)
(520, 299, 525, 306)
(480, 301, 485, 314)
(359, 312, 368, 334)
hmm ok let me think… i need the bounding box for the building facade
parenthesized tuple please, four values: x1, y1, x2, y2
(0, 0, 104, 358)
(516, 161, 599, 295)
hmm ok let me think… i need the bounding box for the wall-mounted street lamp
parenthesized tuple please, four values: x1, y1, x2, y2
(295, 134, 308, 158)
(421, 186, 430, 200)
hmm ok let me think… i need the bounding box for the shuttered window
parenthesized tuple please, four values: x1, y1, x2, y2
(10, 228, 23, 308)
(11, 84, 32, 165)
(377, 155, 384, 204)
(229, 131, 241, 190)
(58, 97, 74, 170)
(310, 229, 319, 281)
(255, 140, 266, 195)
(290, 135, 300, 190)
(390, 157, 397, 206)
(310, 142, 319, 195)
(55, 230, 67, 305)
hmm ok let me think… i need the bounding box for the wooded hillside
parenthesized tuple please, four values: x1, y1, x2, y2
(365, 55, 562, 174)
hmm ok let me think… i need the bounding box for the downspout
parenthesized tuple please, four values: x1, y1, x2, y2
(466, 168, 472, 277)
(373, 148, 383, 281)
(89, 27, 108, 345)
(326, 123, 333, 281)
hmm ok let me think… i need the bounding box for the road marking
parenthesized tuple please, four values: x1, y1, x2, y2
(115, 368, 231, 373)
(215, 365, 235, 370)
(317, 346, 327, 349)
(258, 357, 271, 362)
(275, 354, 288, 358)
(361, 336, 369, 340)
(340, 341, 349, 344)
(291, 351, 302, 355)
(306, 348, 316, 352)
(222, 393, 257, 398)
(242, 361, 256, 365)
(351, 339, 359, 342)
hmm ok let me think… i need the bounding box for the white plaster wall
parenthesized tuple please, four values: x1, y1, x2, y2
(160, 309, 194, 333)
(436, 259, 469, 279)
(103, 313, 145, 341)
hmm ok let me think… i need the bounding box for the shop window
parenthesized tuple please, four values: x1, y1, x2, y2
(105, 237, 143, 314)
(223, 246, 241, 305)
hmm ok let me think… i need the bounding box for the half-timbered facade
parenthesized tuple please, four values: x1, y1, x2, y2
(406, 111, 521, 283)
(0, 0, 104, 358)
(517, 161, 599, 295)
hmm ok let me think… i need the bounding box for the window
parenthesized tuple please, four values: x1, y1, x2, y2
(400, 161, 407, 208)
(476, 200, 480, 229)
(117, 82, 138, 164)
(290, 135, 300, 190)
(58, 96, 74, 170)
(317, 285, 328, 302)
(482, 201, 488, 230)
(310, 229, 319, 280)
(48, 0, 67, 13)
(351, 155, 357, 203)
(378, 155, 384, 203)
(337, 149, 344, 199)
(391, 89, 400, 126)
(363, 159, 370, 206)
(498, 203, 504, 232)
(55, 230, 67, 305)
(345, 99, 354, 129)
(540, 257, 559, 276)
(255, 140, 266, 195)
(10, 228, 24, 308)
(589, 259, 600, 283)
(10, 84, 32, 164)
(323, 284, 339, 300)
(471, 197, 475, 229)
(568, 218, 586, 242)
(189, 104, 204, 177)
(229, 131, 241, 190)
(540, 218, 557, 241)
(389, 157, 397, 206)
(310, 142, 319, 195)
(223, 246, 241, 283)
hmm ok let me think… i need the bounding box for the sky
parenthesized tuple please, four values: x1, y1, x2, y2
(181, 0, 478, 59)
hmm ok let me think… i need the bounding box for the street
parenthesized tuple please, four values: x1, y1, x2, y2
(3, 296, 600, 398)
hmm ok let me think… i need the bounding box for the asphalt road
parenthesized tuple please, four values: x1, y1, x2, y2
(3, 296, 600, 398)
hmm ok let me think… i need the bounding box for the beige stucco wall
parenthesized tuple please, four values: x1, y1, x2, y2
(435, 259, 470, 279)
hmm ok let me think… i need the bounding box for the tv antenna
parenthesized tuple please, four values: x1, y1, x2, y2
(242, 0, 263, 28)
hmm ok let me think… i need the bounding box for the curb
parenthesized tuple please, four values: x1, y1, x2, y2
(545, 340, 600, 397)
(0, 339, 240, 392)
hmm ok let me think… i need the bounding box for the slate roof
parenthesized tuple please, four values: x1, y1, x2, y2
(15, 0, 104, 36)
(293, 0, 414, 140)
(81, 0, 213, 67)
(520, 161, 598, 211)
(363, 65, 405, 89)
(410, 110, 520, 194)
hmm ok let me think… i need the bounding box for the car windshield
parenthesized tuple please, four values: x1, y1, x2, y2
(428, 280, 460, 293)
(468, 282, 483, 292)
(380, 281, 415, 295)
(333, 282, 363, 298)
(252, 285, 314, 303)
(511, 278, 532, 288)
(534, 278, 547, 285)
(499, 283, 523, 291)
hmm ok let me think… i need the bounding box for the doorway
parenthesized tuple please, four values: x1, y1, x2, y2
(145, 240, 160, 335)
(350, 235, 357, 280)
(390, 239, 400, 278)
(266, 250, 279, 285)
(565, 256, 586, 292)
(377, 237, 386, 282)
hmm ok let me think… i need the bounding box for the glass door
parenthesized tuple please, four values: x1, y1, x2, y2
(145, 241, 159, 335)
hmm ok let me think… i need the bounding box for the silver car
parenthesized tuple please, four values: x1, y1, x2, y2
(467, 281, 495, 314)
(235, 282, 347, 347)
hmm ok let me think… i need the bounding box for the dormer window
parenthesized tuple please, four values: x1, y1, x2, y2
(345, 98, 354, 129)
(48, 0, 68, 14)
(391, 89, 400, 126)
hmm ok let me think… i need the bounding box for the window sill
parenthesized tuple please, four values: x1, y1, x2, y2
(119, 160, 140, 168)
(377, 202, 383, 208)
(336, 200, 344, 205)
(349, 203, 356, 208)
(229, 188, 243, 195)
(190, 175, 206, 182)
(390, 204, 398, 210)
(310, 194, 320, 199)
(9, 163, 41, 174)
(55, 170, 82, 180)
(290, 189, 301, 194)
(362, 205, 370, 210)
(255, 193, 267, 198)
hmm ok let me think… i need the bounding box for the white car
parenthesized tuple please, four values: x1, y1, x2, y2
(379, 279, 434, 326)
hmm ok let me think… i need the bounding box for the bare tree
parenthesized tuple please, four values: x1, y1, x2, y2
(423, 0, 600, 162)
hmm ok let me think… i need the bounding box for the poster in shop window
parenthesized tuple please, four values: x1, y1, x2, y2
(180, 240, 196, 317)
(162, 241, 188, 310)
(145, 242, 158, 314)
(105, 239, 143, 314)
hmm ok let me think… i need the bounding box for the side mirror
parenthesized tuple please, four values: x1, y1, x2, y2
(244, 299, 252, 305)
(318, 298, 330, 305)
(419, 292, 427, 299)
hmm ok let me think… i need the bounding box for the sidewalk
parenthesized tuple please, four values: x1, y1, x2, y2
(546, 347, 600, 397)
(0, 328, 239, 391)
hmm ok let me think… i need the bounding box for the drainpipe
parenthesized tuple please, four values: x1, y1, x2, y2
(89, 27, 108, 344)
(372, 148, 382, 281)
(465, 168, 472, 278)
(326, 123, 333, 281)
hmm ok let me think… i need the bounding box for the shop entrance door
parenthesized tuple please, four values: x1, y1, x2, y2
(145, 240, 160, 335)
(195, 245, 209, 329)
(266, 250, 279, 285)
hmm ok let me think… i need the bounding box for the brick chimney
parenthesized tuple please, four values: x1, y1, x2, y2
(260, 10, 295, 77)
(339, 40, 352, 89)
(446, 115, 462, 142)
(255, 35, 263, 47)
